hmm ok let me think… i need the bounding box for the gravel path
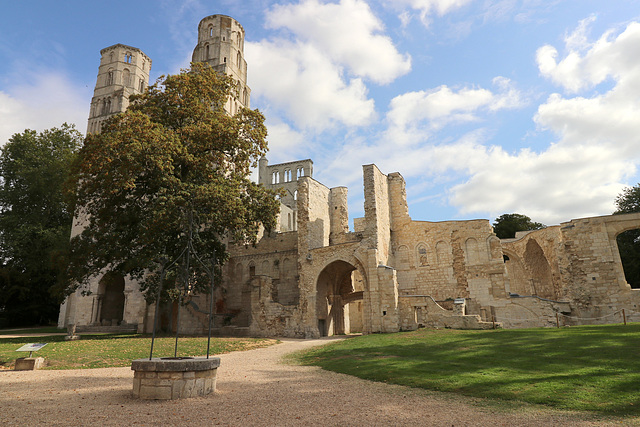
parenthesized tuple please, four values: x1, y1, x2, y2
(0, 338, 629, 426)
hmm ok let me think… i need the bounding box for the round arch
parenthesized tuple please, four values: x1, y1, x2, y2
(315, 257, 368, 337)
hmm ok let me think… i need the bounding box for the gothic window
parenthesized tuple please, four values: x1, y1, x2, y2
(125, 52, 132, 63)
(106, 69, 114, 86)
(205, 44, 209, 59)
(294, 190, 298, 200)
(243, 88, 248, 105)
(209, 26, 213, 37)
(297, 167, 305, 179)
(249, 263, 255, 277)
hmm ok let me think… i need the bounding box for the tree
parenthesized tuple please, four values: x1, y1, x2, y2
(0, 124, 82, 327)
(63, 63, 280, 301)
(492, 213, 545, 239)
(614, 184, 640, 288)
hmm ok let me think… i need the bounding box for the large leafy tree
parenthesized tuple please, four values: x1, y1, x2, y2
(614, 184, 640, 288)
(0, 124, 82, 327)
(63, 63, 280, 300)
(492, 213, 545, 239)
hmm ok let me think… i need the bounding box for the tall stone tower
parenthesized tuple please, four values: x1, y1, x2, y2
(192, 14, 251, 115)
(87, 44, 152, 134)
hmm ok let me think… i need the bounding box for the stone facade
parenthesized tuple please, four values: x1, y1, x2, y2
(59, 14, 640, 338)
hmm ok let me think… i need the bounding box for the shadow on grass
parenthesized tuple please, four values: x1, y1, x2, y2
(296, 324, 640, 416)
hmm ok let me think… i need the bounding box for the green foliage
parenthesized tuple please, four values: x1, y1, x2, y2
(295, 325, 640, 415)
(64, 63, 280, 300)
(614, 184, 640, 288)
(0, 124, 82, 327)
(0, 333, 276, 369)
(492, 213, 545, 239)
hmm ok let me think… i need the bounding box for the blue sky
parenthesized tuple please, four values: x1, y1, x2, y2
(1, 0, 640, 226)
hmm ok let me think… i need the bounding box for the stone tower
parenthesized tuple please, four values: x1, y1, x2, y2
(192, 14, 251, 115)
(87, 44, 151, 134)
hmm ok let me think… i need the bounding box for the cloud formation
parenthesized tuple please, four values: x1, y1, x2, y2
(450, 19, 640, 223)
(246, 0, 410, 132)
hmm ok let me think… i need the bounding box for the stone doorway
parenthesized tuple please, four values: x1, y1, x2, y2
(316, 260, 364, 336)
(97, 272, 125, 326)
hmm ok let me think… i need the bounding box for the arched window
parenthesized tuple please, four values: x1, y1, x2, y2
(139, 79, 144, 92)
(297, 167, 305, 179)
(223, 57, 226, 63)
(243, 88, 248, 105)
(142, 60, 145, 70)
(294, 190, 298, 200)
(105, 98, 111, 115)
(205, 44, 209, 59)
(106, 69, 114, 86)
(125, 52, 132, 63)
(209, 26, 213, 37)
(237, 51, 241, 67)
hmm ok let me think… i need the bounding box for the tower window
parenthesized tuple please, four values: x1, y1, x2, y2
(237, 51, 241, 67)
(106, 69, 114, 86)
(223, 57, 226, 63)
(205, 44, 209, 59)
(209, 26, 213, 37)
(125, 52, 132, 63)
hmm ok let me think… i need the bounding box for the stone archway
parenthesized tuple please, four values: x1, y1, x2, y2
(97, 272, 125, 326)
(316, 260, 364, 336)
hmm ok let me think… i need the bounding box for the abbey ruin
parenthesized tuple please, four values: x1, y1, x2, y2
(59, 14, 640, 338)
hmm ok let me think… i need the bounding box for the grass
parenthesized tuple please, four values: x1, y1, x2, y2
(294, 324, 640, 416)
(0, 333, 277, 370)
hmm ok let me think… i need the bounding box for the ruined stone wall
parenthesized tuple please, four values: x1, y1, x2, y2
(557, 214, 640, 321)
(223, 231, 299, 327)
(363, 164, 391, 264)
(500, 227, 565, 301)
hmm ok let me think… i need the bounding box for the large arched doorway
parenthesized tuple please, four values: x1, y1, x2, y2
(97, 272, 125, 326)
(316, 260, 364, 336)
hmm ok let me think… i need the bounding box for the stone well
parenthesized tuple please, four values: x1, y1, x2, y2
(131, 357, 220, 400)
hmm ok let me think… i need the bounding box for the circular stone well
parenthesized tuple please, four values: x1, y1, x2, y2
(131, 357, 220, 400)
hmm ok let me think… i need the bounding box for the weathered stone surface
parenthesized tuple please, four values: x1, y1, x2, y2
(131, 357, 220, 400)
(14, 357, 45, 371)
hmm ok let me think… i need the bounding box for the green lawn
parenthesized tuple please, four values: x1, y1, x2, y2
(0, 333, 277, 369)
(294, 324, 640, 415)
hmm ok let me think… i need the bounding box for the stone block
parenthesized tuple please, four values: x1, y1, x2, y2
(14, 357, 45, 371)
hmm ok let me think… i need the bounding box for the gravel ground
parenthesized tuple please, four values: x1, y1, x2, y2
(0, 337, 632, 426)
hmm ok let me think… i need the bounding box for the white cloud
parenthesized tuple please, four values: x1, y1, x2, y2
(386, 77, 523, 138)
(246, 39, 376, 130)
(0, 72, 90, 146)
(536, 18, 640, 93)
(266, 0, 411, 84)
